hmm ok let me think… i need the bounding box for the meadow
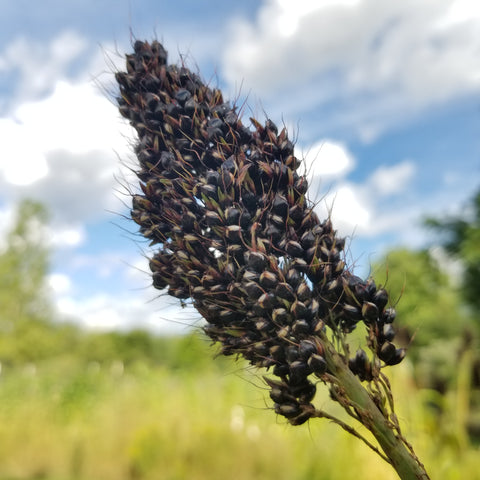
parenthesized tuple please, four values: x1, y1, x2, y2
(0, 332, 478, 480)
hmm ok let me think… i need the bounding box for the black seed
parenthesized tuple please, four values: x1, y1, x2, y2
(286, 269, 301, 288)
(275, 282, 296, 302)
(373, 289, 389, 311)
(296, 282, 311, 302)
(175, 89, 191, 105)
(243, 282, 263, 300)
(257, 292, 276, 310)
(289, 360, 310, 380)
(292, 319, 310, 335)
(242, 191, 258, 211)
(385, 348, 406, 366)
(184, 97, 197, 115)
(378, 341, 396, 362)
(239, 209, 252, 228)
(272, 308, 289, 325)
(383, 307, 396, 323)
(382, 324, 396, 342)
(265, 119, 278, 135)
(269, 345, 285, 361)
(225, 207, 241, 225)
(206, 169, 220, 186)
(308, 354, 327, 375)
(300, 231, 316, 249)
(291, 300, 308, 319)
(205, 211, 223, 226)
(226, 225, 242, 242)
(181, 212, 196, 232)
(152, 271, 167, 289)
(275, 403, 301, 419)
(289, 409, 313, 426)
(221, 156, 236, 173)
(343, 304, 362, 322)
(298, 340, 317, 359)
(247, 251, 268, 272)
(286, 345, 300, 362)
(272, 194, 289, 217)
(270, 387, 294, 404)
(362, 301, 379, 323)
(273, 364, 289, 377)
(286, 241, 304, 258)
(259, 271, 278, 289)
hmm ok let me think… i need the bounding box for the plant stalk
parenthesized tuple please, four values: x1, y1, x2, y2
(322, 337, 430, 480)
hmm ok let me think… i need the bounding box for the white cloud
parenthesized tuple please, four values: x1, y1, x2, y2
(368, 160, 416, 196)
(302, 140, 355, 178)
(0, 31, 88, 103)
(309, 151, 418, 239)
(222, 0, 480, 141)
(56, 292, 199, 334)
(49, 225, 86, 248)
(0, 78, 134, 226)
(321, 184, 371, 234)
(48, 273, 72, 295)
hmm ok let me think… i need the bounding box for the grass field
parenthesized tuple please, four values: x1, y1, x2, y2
(0, 335, 479, 480)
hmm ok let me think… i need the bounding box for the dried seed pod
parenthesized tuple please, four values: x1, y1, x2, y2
(272, 308, 289, 325)
(383, 307, 397, 323)
(270, 387, 295, 404)
(286, 240, 304, 258)
(244, 281, 263, 299)
(285, 268, 302, 288)
(382, 324, 396, 342)
(257, 292, 276, 311)
(292, 319, 310, 335)
(378, 341, 396, 363)
(259, 271, 278, 289)
(348, 349, 373, 381)
(286, 345, 300, 362)
(291, 300, 308, 319)
(275, 403, 301, 419)
(289, 360, 310, 380)
(225, 206, 241, 225)
(308, 354, 327, 376)
(373, 288, 389, 311)
(385, 348, 406, 366)
(298, 339, 317, 359)
(296, 282, 311, 302)
(269, 345, 285, 361)
(289, 408, 313, 426)
(362, 301, 379, 323)
(247, 251, 268, 272)
(226, 225, 242, 242)
(275, 282, 296, 302)
(272, 194, 289, 217)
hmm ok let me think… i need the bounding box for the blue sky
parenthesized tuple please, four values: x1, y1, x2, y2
(0, 0, 479, 332)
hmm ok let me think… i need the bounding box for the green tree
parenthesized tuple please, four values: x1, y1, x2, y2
(372, 248, 469, 350)
(425, 189, 480, 317)
(0, 199, 61, 364)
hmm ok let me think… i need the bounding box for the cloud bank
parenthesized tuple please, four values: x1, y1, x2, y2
(222, 0, 480, 141)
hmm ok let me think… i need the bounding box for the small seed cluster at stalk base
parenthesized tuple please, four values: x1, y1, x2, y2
(116, 40, 406, 425)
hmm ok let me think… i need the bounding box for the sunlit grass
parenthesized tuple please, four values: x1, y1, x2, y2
(0, 351, 479, 480)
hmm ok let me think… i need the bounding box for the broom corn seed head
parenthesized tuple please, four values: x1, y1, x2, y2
(116, 40, 405, 426)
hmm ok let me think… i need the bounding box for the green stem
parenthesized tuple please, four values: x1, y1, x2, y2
(321, 337, 430, 480)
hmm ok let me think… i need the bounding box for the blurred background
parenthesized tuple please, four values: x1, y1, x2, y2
(0, 1, 479, 478)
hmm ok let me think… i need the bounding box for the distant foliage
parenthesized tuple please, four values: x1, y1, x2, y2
(425, 189, 480, 316)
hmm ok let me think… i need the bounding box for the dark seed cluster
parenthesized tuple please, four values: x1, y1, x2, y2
(116, 40, 406, 425)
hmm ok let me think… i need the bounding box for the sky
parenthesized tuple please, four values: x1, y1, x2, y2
(0, 0, 479, 333)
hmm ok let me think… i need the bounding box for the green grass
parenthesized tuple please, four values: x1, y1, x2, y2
(0, 352, 479, 480)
